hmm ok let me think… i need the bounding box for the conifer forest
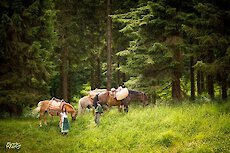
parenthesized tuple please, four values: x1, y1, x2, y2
(1, 0, 230, 152)
(0, 0, 229, 116)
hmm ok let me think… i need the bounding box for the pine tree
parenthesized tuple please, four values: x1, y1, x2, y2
(184, 0, 230, 100)
(112, 1, 192, 101)
(0, 0, 57, 114)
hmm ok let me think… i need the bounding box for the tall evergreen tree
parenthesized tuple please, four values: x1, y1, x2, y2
(184, 0, 230, 100)
(0, 0, 57, 114)
(106, 0, 112, 90)
(112, 1, 192, 101)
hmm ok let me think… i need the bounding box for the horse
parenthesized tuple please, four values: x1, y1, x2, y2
(77, 89, 109, 116)
(93, 89, 148, 112)
(122, 90, 148, 112)
(77, 96, 93, 116)
(92, 90, 125, 112)
(34, 100, 77, 127)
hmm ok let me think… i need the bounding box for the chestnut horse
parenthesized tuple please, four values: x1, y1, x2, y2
(34, 100, 77, 127)
(93, 90, 148, 112)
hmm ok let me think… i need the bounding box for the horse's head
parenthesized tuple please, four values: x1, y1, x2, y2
(71, 111, 77, 121)
(140, 92, 148, 106)
(65, 103, 77, 121)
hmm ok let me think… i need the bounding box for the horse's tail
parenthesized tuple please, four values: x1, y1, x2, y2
(78, 98, 83, 116)
(32, 101, 42, 115)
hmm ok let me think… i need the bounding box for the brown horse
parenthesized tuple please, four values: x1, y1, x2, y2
(122, 90, 148, 112)
(93, 91, 125, 112)
(34, 100, 77, 127)
(93, 90, 148, 112)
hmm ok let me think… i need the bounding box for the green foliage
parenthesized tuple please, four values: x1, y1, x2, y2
(111, 0, 230, 101)
(79, 82, 91, 96)
(1, 0, 229, 109)
(0, 0, 57, 105)
(112, 1, 188, 100)
(53, 0, 109, 97)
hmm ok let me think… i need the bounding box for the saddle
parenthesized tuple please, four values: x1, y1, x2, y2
(109, 88, 117, 99)
(109, 87, 129, 101)
(89, 89, 107, 99)
(48, 97, 66, 112)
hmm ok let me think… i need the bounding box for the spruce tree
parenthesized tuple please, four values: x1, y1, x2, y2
(0, 0, 57, 111)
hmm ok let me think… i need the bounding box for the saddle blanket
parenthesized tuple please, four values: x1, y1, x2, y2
(49, 100, 64, 111)
(89, 89, 107, 99)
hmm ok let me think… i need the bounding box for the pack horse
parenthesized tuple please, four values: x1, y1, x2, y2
(92, 87, 147, 112)
(34, 98, 77, 127)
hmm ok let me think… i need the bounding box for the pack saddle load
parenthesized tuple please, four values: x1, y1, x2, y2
(116, 88, 129, 100)
(49, 98, 66, 112)
(89, 89, 107, 99)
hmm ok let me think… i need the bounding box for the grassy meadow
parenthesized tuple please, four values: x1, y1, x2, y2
(1, 101, 230, 153)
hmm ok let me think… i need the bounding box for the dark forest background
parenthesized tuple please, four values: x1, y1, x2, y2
(0, 0, 229, 116)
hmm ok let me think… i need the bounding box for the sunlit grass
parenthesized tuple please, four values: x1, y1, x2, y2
(0, 101, 230, 152)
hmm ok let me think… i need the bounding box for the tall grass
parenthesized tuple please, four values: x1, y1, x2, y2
(0, 102, 230, 152)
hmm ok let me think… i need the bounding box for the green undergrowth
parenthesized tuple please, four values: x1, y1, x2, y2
(0, 102, 230, 152)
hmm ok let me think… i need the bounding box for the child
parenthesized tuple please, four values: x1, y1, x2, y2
(94, 101, 103, 125)
(60, 111, 70, 134)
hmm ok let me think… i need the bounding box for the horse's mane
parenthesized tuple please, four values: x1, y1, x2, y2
(65, 103, 76, 111)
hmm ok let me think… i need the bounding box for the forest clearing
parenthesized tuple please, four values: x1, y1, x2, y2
(1, 102, 230, 152)
(0, 0, 229, 152)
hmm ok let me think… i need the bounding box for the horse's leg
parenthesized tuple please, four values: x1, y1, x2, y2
(44, 111, 47, 126)
(50, 114, 54, 125)
(124, 105, 129, 113)
(102, 104, 110, 111)
(82, 107, 85, 114)
(118, 106, 122, 112)
(122, 100, 129, 113)
(39, 112, 43, 127)
(59, 116, 62, 128)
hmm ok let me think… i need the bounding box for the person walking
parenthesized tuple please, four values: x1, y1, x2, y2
(94, 101, 103, 125)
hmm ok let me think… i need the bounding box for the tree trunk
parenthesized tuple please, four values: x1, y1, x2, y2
(197, 56, 205, 96)
(122, 73, 126, 84)
(171, 49, 182, 101)
(200, 71, 205, 93)
(197, 70, 201, 95)
(166, 36, 183, 102)
(117, 56, 121, 86)
(61, 47, 69, 101)
(190, 56, 195, 100)
(106, 0, 112, 90)
(95, 56, 101, 88)
(206, 50, 214, 99)
(207, 75, 214, 99)
(172, 71, 182, 101)
(221, 73, 228, 100)
(91, 68, 96, 90)
(222, 81, 227, 100)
